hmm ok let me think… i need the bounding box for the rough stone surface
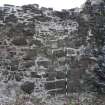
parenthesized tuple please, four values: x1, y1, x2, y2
(0, 0, 105, 104)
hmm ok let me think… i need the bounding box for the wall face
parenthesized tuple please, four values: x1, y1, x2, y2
(0, 1, 103, 104)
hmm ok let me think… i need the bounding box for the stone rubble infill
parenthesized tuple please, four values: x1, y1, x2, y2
(0, 0, 100, 104)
